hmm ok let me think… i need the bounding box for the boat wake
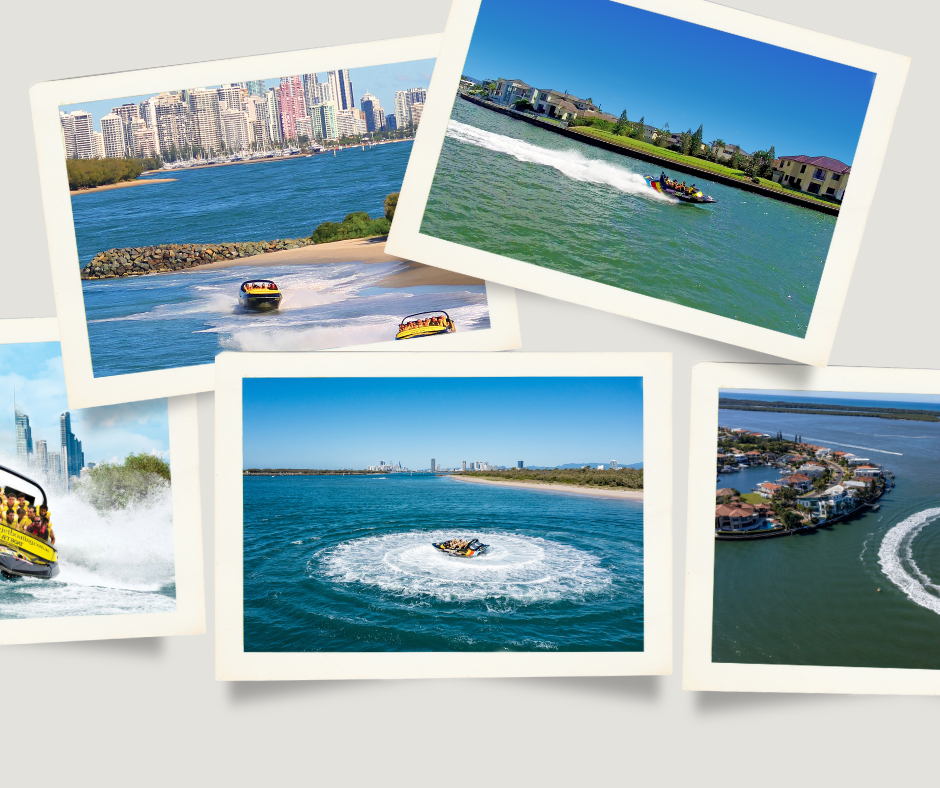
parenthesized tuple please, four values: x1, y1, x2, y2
(319, 530, 611, 603)
(877, 507, 940, 616)
(446, 120, 674, 204)
(801, 437, 903, 456)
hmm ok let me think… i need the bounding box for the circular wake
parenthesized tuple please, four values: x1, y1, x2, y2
(319, 530, 612, 603)
(877, 507, 940, 615)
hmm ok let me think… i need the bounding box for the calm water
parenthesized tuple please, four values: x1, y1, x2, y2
(70, 141, 489, 376)
(713, 405, 940, 670)
(422, 100, 838, 337)
(243, 475, 644, 652)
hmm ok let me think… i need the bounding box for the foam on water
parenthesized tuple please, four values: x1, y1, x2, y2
(877, 507, 940, 615)
(319, 529, 612, 603)
(800, 437, 904, 456)
(446, 120, 675, 204)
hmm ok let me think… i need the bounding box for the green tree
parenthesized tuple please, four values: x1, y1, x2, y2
(679, 129, 693, 156)
(632, 115, 646, 140)
(384, 192, 399, 222)
(123, 452, 171, 482)
(691, 124, 704, 156)
(655, 122, 671, 148)
(614, 109, 629, 136)
(73, 453, 170, 510)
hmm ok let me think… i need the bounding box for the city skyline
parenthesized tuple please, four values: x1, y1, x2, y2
(243, 377, 643, 469)
(463, 0, 875, 163)
(721, 389, 940, 407)
(60, 60, 434, 142)
(0, 343, 170, 470)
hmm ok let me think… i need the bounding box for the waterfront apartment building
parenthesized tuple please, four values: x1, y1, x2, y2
(153, 93, 191, 156)
(394, 88, 427, 129)
(431, 459, 436, 472)
(336, 108, 367, 138)
(359, 92, 386, 132)
(112, 103, 142, 157)
(610, 460, 618, 470)
(386, 114, 397, 130)
(462, 460, 467, 471)
(327, 69, 355, 111)
(245, 96, 273, 149)
(265, 88, 283, 144)
(277, 75, 308, 143)
(303, 74, 333, 117)
(772, 155, 851, 200)
(310, 101, 339, 141)
(517, 461, 523, 469)
(221, 109, 251, 151)
(92, 131, 106, 159)
(246, 80, 266, 97)
(188, 88, 224, 155)
(100, 113, 127, 159)
(14, 406, 33, 464)
(217, 83, 246, 113)
(59, 110, 96, 159)
(409, 102, 424, 127)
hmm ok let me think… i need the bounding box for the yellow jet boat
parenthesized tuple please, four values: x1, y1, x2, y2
(0, 466, 58, 580)
(432, 538, 489, 558)
(395, 310, 456, 341)
(239, 280, 282, 311)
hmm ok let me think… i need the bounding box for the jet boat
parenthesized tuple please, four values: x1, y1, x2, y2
(239, 280, 282, 311)
(395, 311, 456, 341)
(0, 465, 59, 580)
(644, 175, 717, 204)
(432, 538, 489, 558)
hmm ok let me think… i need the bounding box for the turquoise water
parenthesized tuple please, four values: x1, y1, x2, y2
(713, 403, 940, 669)
(243, 475, 644, 652)
(68, 142, 489, 376)
(421, 100, 838, 337)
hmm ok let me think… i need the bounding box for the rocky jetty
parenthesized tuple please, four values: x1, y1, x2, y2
(80, 237, 315, 279)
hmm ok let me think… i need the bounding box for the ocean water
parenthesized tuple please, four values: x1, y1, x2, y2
(0, 453, 176, 620)
(713, 404, 940, 669)
(68, 141, 490, 376)
(243, 475, 644, 652)
(421, 100, 838, 338)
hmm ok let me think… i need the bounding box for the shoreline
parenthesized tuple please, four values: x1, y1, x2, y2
(459, 93, 840, 217)
(447, 474, 643, 501)
(70, 178, 177, 195)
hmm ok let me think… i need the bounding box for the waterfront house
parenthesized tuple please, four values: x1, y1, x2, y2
(715, 503, 760, 531)
(757, 482, 781, 498)
(799, 464, 827, 478)
(847, 457, 872, 466)
(745, 451, 762, 462)
(772, 155, 851, 200)
(854, 465, 882, 476)
(843, 480, 868, 489)
(806, 484, 856, 519)
(783, 473, 813, 492)
(491, 79, 537, 108)
(716, 488, 736, 499)
(815, 447, 831, 458)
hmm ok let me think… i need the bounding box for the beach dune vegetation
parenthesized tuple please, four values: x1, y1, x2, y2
(67, 157, 162, 191)
(309, 191, 400, 244)
(463, 466, 643, 490)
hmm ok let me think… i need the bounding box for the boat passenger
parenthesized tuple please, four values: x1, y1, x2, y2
(18, 510, 33, 533)
(26, 519, 50, 543)
(659, 171, 667, 187)
(42, 517, 55, 546)
(268, 282, 277, 290)
(2, 510, 18, 531)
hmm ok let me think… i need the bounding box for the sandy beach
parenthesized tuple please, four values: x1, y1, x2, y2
(448, 475, 644, 501)
(70, 178, 177, 196)
(174, 238, 481, 287)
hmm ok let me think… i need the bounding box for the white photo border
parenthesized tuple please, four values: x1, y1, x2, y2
(684, 362, 940, 695)
(215, 351, 672, 680)
(386, 0, 909, 367)
(0, 328, 205, 645)
(30, 33, 521, 410)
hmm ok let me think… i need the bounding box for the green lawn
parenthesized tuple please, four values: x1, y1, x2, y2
(739, 493, 766, 505)
(569, 127, 839, 210)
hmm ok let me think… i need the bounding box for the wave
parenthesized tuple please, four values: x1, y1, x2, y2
(800, 437, 903, 456)
(877, 507, 940, 616)
(446, 120, 674, 203)
(319, 529, 612, 603)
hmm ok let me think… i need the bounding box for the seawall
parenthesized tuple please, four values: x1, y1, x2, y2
(459, 93, 840, 217)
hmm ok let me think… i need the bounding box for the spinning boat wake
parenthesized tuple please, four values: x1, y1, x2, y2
(877, 507, 940, 615)
(319, 530, 611, 603)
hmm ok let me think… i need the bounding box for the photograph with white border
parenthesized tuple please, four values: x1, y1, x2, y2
(30, 34, 521, 410)
(684, 363, 940, 695)
(387, 0, 908, 366)
(216, 351, 671, 680)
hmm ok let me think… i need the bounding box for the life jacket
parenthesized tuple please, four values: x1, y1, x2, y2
(27, 522, 48, 540)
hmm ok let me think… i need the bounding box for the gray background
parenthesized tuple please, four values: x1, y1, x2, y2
(2, 0, 938, 783)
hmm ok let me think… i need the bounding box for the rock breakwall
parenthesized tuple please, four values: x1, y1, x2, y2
(80, 237, 315, 279)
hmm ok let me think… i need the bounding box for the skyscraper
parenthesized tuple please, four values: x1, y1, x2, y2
(359, 92, 385, 132)
(394, 88, 427, 129)
(100, 113, 127, 159)
(112, 103, 142, 156)
(246, 80, 267, 97)
(59, 110, 96, 159)
(153, 93, 191, 158)
(14, 404, 33, 465)
(217, 83, 246, 112)
(60, 411, 85, 485)
(431, 459, 436, 472)
(187, 88, 224, 156)
(610, 460, 618, 470)
(277, 76, 308, 143)
(327, 69, 355, 111)
(462, 461, 466, 471)
(47, 451, 62, 488)
(409, 102, 424, 127)
(245, 96, 273, 150)
(265, 88, 283, 144)
(221, 109, 251, 151)
(386, 114, 397, 130)
(35, 440, 48, 473)
(92, 131, 106, 158)
(310, 101, 339, 141)
(517, 461, 524, 469)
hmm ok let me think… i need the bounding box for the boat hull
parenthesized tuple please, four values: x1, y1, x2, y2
(239, 293, 282, 311)
(644, 175, 717, 203)
(0, 547, 59, 579)
(395, 324, 455, 341)
(432, 541, 489, 558)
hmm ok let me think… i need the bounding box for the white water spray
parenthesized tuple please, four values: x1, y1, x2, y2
(877, 507, 940, 616)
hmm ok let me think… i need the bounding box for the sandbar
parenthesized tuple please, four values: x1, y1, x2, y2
(447, 475, 643, 501)
(70, 178, 177, 195)
(175, 238, 479, 286)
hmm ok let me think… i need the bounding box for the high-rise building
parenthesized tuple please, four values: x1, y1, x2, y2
(187, 88, 224, 156)
(335, 108, 366, 138)
(394, 88, 427, 129)
(99, 113, 126, 159)
(217, 83, 246, 113)
(112, 103, 142, 156)
(517, 461, 523, 469)
(386, 114, 397, 130)
(295, 116, 313, 142)
(245, 96, 273, 149)
(246, 80, 267, 97)
(221, 109, 251, 151)
(359, 92, 385, 132)
(138, 97, 158, 129)
(409, 102, 425, 127)
(303, 74, 332, 117)
(92, 131, 106, 158)
(265, 88, 283, 144)
(462, 460, 466, 471)
(130, 117, 160, 158)
(14, 404, 33, 465)
(327, 69, 355, 111)
(277, 75, 308, 143)
(310, 101, 338, 141)
(59, 110, 96, 159)
(46, 451, 62, 488)
(431, 459, 436, 472)
(610, 460, 618, 470)
(60, 411, 85, 485)
(153, 94, 191, 158)
(35, 439, 48, 473)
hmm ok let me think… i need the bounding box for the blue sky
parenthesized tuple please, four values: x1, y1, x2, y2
(243, 377, 644, 469)
(463, 0, 875, 163)
(721, 389, 940, 407)
(60, 60, 435, 134)
(0, 342, 170, 466)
